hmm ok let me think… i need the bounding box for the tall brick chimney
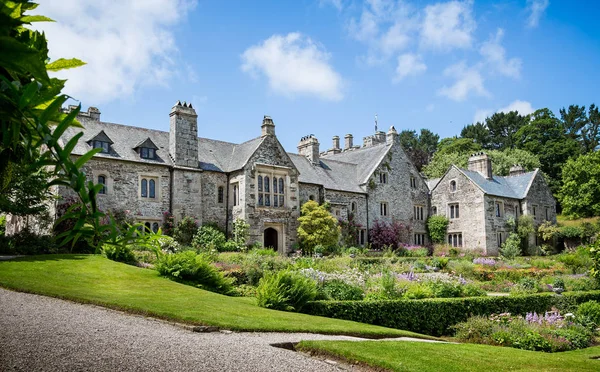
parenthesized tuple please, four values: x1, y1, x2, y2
(169, 101, 198, 167)
(468, 152, 493, 179)
(297, 135, 320, 165)
(344, 134, 353, 150)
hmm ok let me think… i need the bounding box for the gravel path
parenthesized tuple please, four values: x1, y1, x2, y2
(0, 288, 369, 371)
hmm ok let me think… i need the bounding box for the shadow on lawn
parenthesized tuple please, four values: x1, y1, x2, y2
(0, 254, 93, 263)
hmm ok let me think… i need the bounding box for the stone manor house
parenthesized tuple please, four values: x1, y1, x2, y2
(56, 102, 555, 255)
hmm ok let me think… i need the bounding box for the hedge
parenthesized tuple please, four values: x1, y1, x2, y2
(302, 291, 600, 336)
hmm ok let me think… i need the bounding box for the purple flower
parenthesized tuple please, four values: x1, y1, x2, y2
(473, 257, 496, 266)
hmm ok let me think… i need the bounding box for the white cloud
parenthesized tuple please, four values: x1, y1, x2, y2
(498, 100, 535, 115)
(420, 1, 476, 51)
(526, 0, 549, 28)
(394, 53, 426, 82)
(34, 0, 196, 105)
(473, 100, 535, 123)
(241, 33, 344, 101)
(438, 61, 488, 101)
(319, 0, 343, 11)
(480, 29, 522, 78)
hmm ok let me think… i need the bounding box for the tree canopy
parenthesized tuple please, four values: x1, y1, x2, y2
(297, 201, 341, 253)
(559, 151, 600, 218)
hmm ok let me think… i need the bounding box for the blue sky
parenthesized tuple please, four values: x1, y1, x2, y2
(37, 0, 600, 152)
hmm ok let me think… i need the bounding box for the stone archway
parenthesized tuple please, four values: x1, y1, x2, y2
(264, 227, 278, 251)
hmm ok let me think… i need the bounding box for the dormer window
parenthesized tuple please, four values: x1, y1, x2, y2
(140, 147, 155, 159)
(134, 138, 159, 160)
(93, 140, 110, 153)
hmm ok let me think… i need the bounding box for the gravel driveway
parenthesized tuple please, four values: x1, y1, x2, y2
(0, 288, 367, 371)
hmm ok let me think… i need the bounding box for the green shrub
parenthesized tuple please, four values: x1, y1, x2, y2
(500, 233, 522, 259)
(427, 215, 449, 244)
(155, 251, 233, 294)
(318, 279, 364, 301)
(302, 290, 600, 336)
(403, 282, 433, 299)
(558, 252, 592, 274)
(0, 215, 5, 236)
(576, 300, 600, 327)
(192, 224, 226, 251)
(256, 270, 318, 311)
(220, 240, 240, 252)
(0, 230, 61, 255)
(103, 244, 136, 263)
(173, 217, 198, 245)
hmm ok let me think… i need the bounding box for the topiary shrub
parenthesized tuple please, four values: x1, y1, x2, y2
(173, 216, 198, 246)
(155, 251, 233, 294)
(103, 244, 136, 264)
(427, 215, 449, 244)
(192, 224, 227, 251)
(256, 270, 318, 312)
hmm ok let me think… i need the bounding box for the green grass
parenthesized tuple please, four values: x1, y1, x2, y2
(297, 340, 600, 371)
(0, 255, 435, 338)
(557, 214, 600, 227)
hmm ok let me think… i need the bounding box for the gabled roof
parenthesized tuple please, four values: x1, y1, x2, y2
(133, 137, 159, 150)
(320, 142, 391, 184)
(87, 130, 113, 144)
(426, 178, 441, 191)
(447, 166, 538, 199)
(289, 154, 363, 193)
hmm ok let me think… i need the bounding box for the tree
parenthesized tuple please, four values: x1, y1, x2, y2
(427, 215, 449, 244)
(484, 111, 530, 150)
(582, 104, 600, 153)
(297, 201, 340, 254)
(461, 122, 491, 148)
(559, 104, 587, 141)
(559, 151, 600, 218)
(0, 157, 52, 217)
(399, 129, 439, 171)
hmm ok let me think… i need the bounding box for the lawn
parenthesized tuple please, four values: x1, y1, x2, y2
(296, 340, 600, 371)
(557, 214, 600, 227)
(0, 254, 435, 339)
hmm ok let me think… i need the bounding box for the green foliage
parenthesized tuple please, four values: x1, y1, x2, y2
(318, 279, 364, 301)
(500, 233, 522, 259)
(0, 215, 5, 236)
(298, 200, 341, 254)
(339, 213, 362, 248)
(173, 217, 198, 246)
(426, 215, 449, 244)
(590, 240, 600, 283)
(102, 244, 136, 264)
(232, 218, 249, 251)
(576, 301, 600, 327)
(559, 225, 584, 239)
(560, 151, 600, 218)
(256, 270, 318, 312)
(398, 128, 439, 171)
(192, 224, 226, 251)
(155, 251, 234, 294)
(0, 229, 58, 255)
(303, 291, 600, 336)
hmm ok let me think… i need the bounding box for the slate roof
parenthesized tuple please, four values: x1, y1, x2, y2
(61, 116, 380, 193)
(319, 143, 391, 184)
(456, 167, 538, 199)
(289, 154, 363, 193)
(426, 178, 441, 191)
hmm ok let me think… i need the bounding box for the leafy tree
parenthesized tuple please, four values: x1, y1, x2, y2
(436, 137, 481, 156)
(0, 157, 52, 216)
(297, 201, 340, 254)
(582, 104, 600, 153)
(399, 129, 439, 171)
(368, 219, 412, 250)
(559, 151, 600, 218)
(461, 122, 491, 148)
(484, 111, 530, 150)
(560, 104, 587, 141)
(0, 1, 149, 250)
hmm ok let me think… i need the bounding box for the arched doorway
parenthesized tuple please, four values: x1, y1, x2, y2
(264, 227, 278, 251)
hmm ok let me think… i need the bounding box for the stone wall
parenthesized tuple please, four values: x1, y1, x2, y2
(430, 166, 487, 252)
(199, 170, 228, 231)
(171, 168, 203, 223)
(366, 142, 429, 244)
(483, 195, 520, 256)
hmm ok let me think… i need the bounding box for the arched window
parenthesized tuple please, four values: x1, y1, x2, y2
(141, 179, 148, 197)
(450, 180, 457, 192)
(145, 222, 151, 232)
(98, 175, 106, 194)
(351, 202, 356, 213)
(152, 222, 159, 233)
(149, 179, 156, 198)
(218, 186, 224, 203)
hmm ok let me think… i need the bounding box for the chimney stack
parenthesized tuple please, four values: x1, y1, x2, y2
(386, 126, 398, 145)
(261, 115, 275, 136)
(297, 135, 320, 165)
(468, 152, 493, 179)
(344, 134, 353, 150)
(509, 164, 525, 176)
(169, 100, 198, 167)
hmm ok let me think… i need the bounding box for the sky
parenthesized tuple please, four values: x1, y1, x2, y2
(35, 0, 600, 152)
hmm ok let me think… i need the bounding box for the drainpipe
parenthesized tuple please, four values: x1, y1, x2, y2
(168, 166, 174, 214)
(225, 173, 230, 237)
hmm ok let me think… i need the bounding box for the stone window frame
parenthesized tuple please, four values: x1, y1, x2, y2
(217, 186, 224, 204)
(97, 174, 107, 195)
(448, 232, 462, 247)
(255, 164, 290, 209)
(413, 204, 425, 221)
(138, 173, 160, 201)
(358, 229, 366, 246)
(532, 204, 538, 220)
(231, 182, 240, 207)
(137, 218, 161, 233)
(545, 206, 550, 221)
(379, 172, 388, 184)
(414, 233, 426, 245)
(351, 201, 357, 213)
(448, 203, 460, 219)
(380, 202, 388, 216)
(449, 179, 457, 192)
(497, 231, 504, 247)
(410, 176, 417, 189)
(495, 201, 504, 218)
(431, 206, 438, 215)
(91, 169, 112, 195)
